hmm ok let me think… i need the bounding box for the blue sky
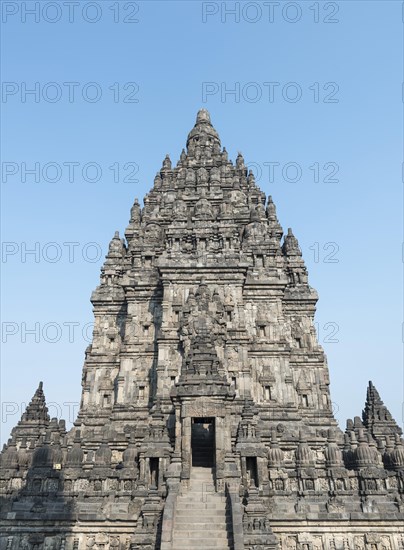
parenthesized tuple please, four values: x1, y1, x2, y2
(1, 1, 403, 443)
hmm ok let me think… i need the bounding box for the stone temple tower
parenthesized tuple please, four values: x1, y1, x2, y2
(1, 110, 403, 549)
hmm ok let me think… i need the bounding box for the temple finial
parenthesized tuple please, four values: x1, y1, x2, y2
(162, 154, 172, 170)
(186, 109, 221, 159)
(282, 227, 302, 257)
(196, 108, 211, 124)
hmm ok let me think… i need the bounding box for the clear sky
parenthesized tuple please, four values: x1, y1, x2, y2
(1, 0, 403, 444)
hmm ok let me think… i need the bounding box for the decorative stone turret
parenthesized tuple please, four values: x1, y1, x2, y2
(7, 382, 50, 447)
(391, 434, 404, 470)
(268, 430, 284, 469)
(295, 431, 314, 469)
(362, 380, 402, 439)
(354, 428, 375, 469)
(66, 430, 84, 468)
(325, 428, 344, 469)
(122, 433, 138, 471)
(94, 435, 112, 468)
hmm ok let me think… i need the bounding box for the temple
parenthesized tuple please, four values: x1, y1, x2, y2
(1, 110, 403, 549)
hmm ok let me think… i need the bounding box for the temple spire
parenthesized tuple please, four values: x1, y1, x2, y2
(21, 381, 49, 424)
(362, 380, 402, 439)
(4, 381, 50, 448)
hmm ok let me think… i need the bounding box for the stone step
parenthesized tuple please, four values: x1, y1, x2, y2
(186, 481, 215, 486)
(190, 470, 214, 477)
(172, 467, 232, 550)
(177, 493, 226, 503)
(187, 476, 215, 482)
(176, 498, 225, 504)
(188, 478, 215, 483)
(181, 484, 216, 489)
(177, 494, 225, 502)
(180, 490, 219, 494)
(187, 480, 215, 486)
(174, 527, 232, 535)
(180, 495, 217, 500)
(175, 513, 228, 521)
(187, 478, 215, 484)
(189, 476, 214, 485)
(173, 531, 232, 550)
(176, 497, 226, 504)
(179, 488, 220, 494)
(175, 507, 228, 516)
(172, 539, 232, 549)
(183, 482, 216, 488)
(181, 489, 217, 495)
(174, 515, 230, 525)
(175, 504, 229, 513)
(173, 535, 231, 543)
(177, 491, 223, 497)
(173, 532, 230, 540)
(185, 483, 216, 489)
(178, 491, 222, 497)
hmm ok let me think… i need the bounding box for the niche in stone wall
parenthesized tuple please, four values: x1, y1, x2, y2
(149, 457, 159, 489)
(138, 385, 146, 402)
(246, 456, 259, 488)
(264, 385, 272, 401)
(103, 392, 112, 407)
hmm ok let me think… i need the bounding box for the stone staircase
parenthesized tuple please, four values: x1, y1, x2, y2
(171, 467, 234, 549)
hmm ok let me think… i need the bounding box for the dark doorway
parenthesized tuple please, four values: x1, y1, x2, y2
(191, 417, 215, 467)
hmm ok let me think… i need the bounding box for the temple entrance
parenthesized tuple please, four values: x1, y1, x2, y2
(191, 417, 215, 467)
